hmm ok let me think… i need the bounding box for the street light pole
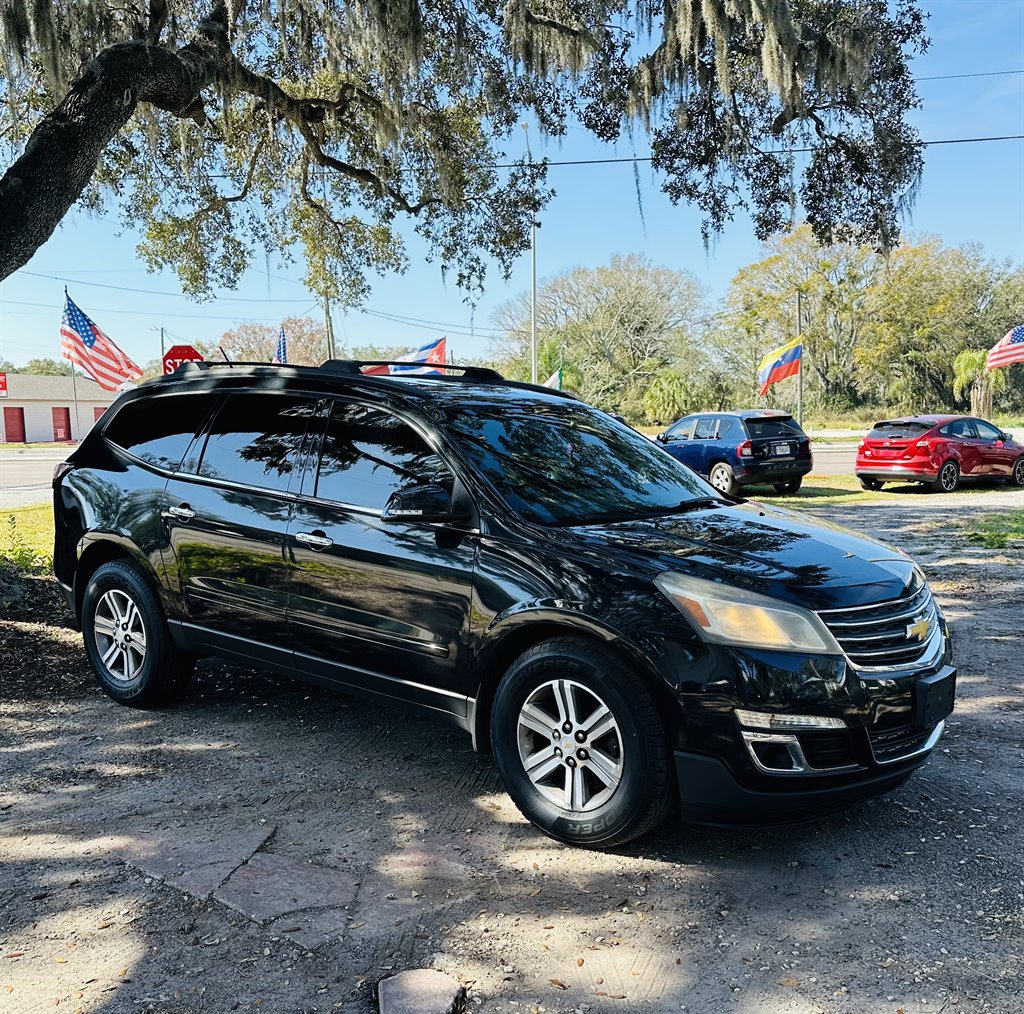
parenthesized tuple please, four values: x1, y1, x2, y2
(522, 123, 538, 385)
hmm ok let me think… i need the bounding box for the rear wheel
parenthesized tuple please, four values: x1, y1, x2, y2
(491, 638, 673, 848)
(1011, 457, 1024, 488)
(82, 560, 194, 707)
(772, 478, 802, 494)
(930, 460, 960, 493)
(709, 462, 739, 497)
(859, 478, 884, 491)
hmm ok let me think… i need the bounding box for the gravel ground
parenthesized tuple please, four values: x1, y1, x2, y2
(1, 496, 1022, 1014)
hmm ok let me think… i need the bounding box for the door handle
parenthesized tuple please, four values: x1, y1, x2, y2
(295, 530, 333, 549)
(164, 504, 195, 521)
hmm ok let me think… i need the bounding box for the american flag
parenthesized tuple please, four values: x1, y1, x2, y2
(987, 325, 1024, 371)
(272, 326, 287, 364)
(60, 294, 143, 391)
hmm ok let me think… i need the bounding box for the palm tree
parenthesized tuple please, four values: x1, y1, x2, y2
(953, 349, 1005, 419)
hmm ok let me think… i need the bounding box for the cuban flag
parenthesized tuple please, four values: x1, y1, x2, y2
(757, 337, 802, 396)
(272, 326, 287, 364)
(363, 336, 446, 375)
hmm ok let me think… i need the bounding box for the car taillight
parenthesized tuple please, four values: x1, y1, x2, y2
(52, 461, 74, 485)
(737, 440, 753, 457)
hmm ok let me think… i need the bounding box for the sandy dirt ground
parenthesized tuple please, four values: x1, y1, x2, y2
(1, 494, 1022, 1014)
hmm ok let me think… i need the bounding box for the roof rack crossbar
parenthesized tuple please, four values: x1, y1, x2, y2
(321, 360, 505, 382)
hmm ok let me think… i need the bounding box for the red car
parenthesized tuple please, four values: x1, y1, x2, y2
(856, 415, 1024, 492)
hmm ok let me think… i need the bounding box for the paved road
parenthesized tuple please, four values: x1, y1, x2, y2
(809, 440, 857, 477)
(0, 448, 72, 508)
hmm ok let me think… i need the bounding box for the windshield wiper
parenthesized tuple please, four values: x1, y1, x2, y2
(559, 497, 730, 526)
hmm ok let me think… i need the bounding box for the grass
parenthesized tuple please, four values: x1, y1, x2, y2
(0, 441, 78, 451)
(0, 504, 54, 572)
(963, 510, 1024, 549)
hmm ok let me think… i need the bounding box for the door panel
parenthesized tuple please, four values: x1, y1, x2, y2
(973, 419, 1015, 475)
(3, 406, 25, 443)
(161, 392, 318, 653)
(287, 401, 476, 712)
(52, 406, 71, 441)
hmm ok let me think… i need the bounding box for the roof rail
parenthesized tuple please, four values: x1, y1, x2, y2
(173, 360, 297, 374)
(321, 360, 505, 382)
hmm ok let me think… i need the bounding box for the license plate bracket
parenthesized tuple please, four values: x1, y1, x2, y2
(914, 670, 956, 728)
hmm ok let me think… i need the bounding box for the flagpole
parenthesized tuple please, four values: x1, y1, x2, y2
(796, 289, 803, 426)
(70, 363, 80, 441)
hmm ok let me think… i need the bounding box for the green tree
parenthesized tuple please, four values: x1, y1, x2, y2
(19, 357, 73, 376)
(1, 1, 926, 304)
(219, 316, 329, 366)
(952, 349, 1005, 420)
(494, 255, 705, 420)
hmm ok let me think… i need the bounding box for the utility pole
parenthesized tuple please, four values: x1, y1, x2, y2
(522, 123, 538, 385)
(323, 295, 336, 360)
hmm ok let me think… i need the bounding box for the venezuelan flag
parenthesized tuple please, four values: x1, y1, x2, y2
(757, 337, 802, 396)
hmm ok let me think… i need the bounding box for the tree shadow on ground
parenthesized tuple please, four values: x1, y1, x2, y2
(2, 512, 1022, 1013)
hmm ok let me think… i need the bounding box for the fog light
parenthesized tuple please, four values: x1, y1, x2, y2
(735, 709, 846, 731)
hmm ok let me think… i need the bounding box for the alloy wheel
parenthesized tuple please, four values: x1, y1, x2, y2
(940, 462, 958, 492)
(1014, 458, 1024, 487)
(516, 679, 623, 812)
(93, 588, 148, 683)
(710, 467, 730, 493)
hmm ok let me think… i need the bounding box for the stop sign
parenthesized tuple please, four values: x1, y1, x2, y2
(162, 344, 204, 375)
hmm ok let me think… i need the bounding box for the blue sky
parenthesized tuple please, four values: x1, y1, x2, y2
(1, 0, 1023, 369)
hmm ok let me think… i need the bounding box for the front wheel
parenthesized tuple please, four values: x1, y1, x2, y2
(859, 478, 884, 491)
(1011, 457, 1024, 488)
(491, 638, 673, 848)
(82, 560, 194, 707)
(709, 462, 739, 497)
(929, 460, 960, 493)
(772, 478, 803, 494)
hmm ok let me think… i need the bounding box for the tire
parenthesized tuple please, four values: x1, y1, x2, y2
(772, 478, 802, 494)
(929, 460, 960, 493)
(490, 637, 673, 849)
(709, 462, 739, 497)
(1011, 457, 1024, 488)
(81, 560, 194, 708)
(859, 478, 883, 491)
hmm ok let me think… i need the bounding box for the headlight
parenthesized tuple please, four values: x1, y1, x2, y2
(654, 572, 842, 654)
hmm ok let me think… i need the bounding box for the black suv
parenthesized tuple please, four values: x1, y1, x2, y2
(53, 362, 956, 847)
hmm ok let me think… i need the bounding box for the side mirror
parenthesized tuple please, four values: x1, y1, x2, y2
(1003, 431, 1013, 443)
(381, 483, 454, 524)
(656, 432, 668, 443)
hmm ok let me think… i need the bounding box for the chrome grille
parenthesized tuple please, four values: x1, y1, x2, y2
(817, 582, 939, 671)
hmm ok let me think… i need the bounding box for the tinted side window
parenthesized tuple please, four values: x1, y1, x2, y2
(944, 419, 977, 439)
(198, 393, 317, 491)
(667, 418, 695, 440)
(315, 403, 447, 510)
(694, 417, 718, 439)
(973, 419, 1001, 440)
(105, 393, 217, 471)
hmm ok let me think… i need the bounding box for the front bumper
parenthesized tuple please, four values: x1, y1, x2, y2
(856, 465, 937, 482)
(674, 748, 925, 826)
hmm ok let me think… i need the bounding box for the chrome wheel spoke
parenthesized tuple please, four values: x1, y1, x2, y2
(582, 704, 614, 739)
(101, 640, 120, 667)
(93, 587, 147, 684)
(565, 765, 585, 810)
(93, 615, 117, 638)
(553, 680, 578, 727)
(520, 702, 555, 738)
(524, 746, 562, 780)
(586, 747, 621, 789)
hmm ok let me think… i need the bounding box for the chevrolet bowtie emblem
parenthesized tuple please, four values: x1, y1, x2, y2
(906, 615, 931, 641)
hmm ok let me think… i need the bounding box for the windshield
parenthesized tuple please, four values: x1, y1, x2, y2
(443, 400, 718, 525)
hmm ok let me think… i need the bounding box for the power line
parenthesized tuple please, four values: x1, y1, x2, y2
(0, 297, 317, 323)
(916, 68, 1024, 81)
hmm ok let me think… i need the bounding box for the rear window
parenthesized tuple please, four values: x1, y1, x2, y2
(744, 416, 804, 439)
(104, 393, 218, 471)
(867, 420, 932, 440)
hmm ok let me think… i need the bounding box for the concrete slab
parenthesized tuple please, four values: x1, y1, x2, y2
(269, 907, 352, 950)
(377, 969, 466, 1014)
(114, 825, 274, 899)
(214, 852, 358, 923)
